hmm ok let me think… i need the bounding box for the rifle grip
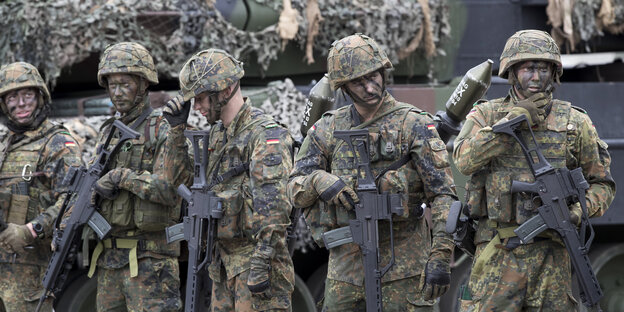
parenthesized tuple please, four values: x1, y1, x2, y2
(511, 180, 540, 194)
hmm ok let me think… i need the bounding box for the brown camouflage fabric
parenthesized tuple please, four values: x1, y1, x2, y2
(498, 30, 563, 79)
(96, 257, 181, 312)
(97, 42, 159, 88)
(0, 263, 53, 312)
(166, 99, 295, 311)
(178, 49, 245, 102)
(326, 33, 392, 91)
(289, 92, 456, 309)
(453, 89, 615, 310)
(459, 240, 577, 311)
(0, 118, 82, 310)
(88, 96, 184, 311)
(322, 277, 438, 312)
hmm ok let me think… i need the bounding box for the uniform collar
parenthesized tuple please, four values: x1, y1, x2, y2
(223, 98, 252, 139)
(119, 95, 150, 125)
(350, 91, 395, 127)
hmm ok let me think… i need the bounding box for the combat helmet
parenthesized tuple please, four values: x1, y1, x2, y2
(178, 49, 244, 102)
(0, 62, 51, 106)
(327, 33, 392, 90)
(97, 42, 159, 87)
(499, 29, 563, 79)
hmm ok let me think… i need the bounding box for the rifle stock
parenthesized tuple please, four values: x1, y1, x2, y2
(333, 129, 403, 312)
(36, 120, 140, 312)
(165, 130, 223, 312)
(492, 115, 603, 309)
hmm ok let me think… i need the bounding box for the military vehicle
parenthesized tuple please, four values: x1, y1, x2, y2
(1, 0, 623, 311)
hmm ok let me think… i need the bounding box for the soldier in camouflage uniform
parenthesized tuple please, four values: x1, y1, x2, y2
(288, 33, 457, 311)
(453, 30, 616, 311)
(163, 49, 295, 311)
(0, 62, 82, 311)
(86, 42, 184, 311)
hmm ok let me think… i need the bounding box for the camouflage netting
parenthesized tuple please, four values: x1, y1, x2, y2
(0, 0, 450, 88)
(547, 0, 624, 52)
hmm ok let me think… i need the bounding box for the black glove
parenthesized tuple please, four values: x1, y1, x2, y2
(312, 171, 359, 210)
(163, 94, 191, 127)
(422, 259, 451, 300)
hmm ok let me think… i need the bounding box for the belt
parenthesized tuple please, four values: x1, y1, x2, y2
(88, 238, 146, 278)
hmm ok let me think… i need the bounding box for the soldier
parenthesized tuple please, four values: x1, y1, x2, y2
(288, 33, 457, 311)
(87, 42, 184, 311)
(453, 29, 615, 311)
(163, 49, 295, 311)
(0, 62, 82, 311)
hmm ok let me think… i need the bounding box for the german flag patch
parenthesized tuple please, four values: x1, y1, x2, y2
(426, 124, 436, 130)
(267, 139, 280, 145)
(65, 141, 77, 147)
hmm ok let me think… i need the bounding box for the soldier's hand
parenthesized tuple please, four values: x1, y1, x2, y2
(569, 202, 583, 226)
(163, 94, 191, 127)
(422, 259, 451, 300)
(95, 168, 131, 200)
(247, 245, 275, 294)
(312, 171, 359, 210)
(0, 223, 35, 254)
(506, 92, 549, 127)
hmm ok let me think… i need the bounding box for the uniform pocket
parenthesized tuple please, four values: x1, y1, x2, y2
(427, 138, 450, 169)
(100, 191, 133, 228)
(485, 171, 513, 223)
(134, 199, 171, 232)
(216, 188, 243, 239)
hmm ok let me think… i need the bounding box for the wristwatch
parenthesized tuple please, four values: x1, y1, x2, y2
(32, 221, 44, 238)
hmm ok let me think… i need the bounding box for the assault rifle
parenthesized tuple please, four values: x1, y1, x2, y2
(165, 130, 223, 312)
(492, 115, 603, 310)
(35, 120, 140, 312)
(323, 129, 403, 312)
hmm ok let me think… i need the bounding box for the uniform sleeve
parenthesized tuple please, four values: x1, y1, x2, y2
(453, 104, 515, 175)
(407, 114, 457, 258)
(249, 125, 294, 248)
(287, 117, 332, 209)
(117, 118, 189, 206)
(575, 114, 616, 217)
(32, 131, 84, 238)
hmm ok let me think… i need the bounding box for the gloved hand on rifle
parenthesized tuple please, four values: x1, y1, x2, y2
(422, 250, 451, 300)
(505, 92, 550, 127)
(94, 168, 132, 200)
(163, 94, 191, 127)
(247, 244, 275, 294)
(0, 223, 35, 254)
(310, 170, 359, 210)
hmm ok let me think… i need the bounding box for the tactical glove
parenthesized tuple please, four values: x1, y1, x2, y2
(0, 223, 35, 254)
(422, 259, 451, 300)
(94, 168, 131, 200)
(163, 94, 191, 127)
(506, 92, 549, 127)
(570, 202, 583, 227)
(311, 170, 359, 210)
(247, 245, 275, 294)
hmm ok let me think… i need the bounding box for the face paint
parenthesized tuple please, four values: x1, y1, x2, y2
(513, 61, 554, 99)
(345, 71, 384, 108)
(107, 73, 143, 114)
(4, 87, 38, 125)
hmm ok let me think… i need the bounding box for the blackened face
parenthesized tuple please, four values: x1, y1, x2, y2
(107, 73, 144, 114)
(513, 61, 554, 99)
(344, 71, 384, 108)
(4, 87, 39, 125)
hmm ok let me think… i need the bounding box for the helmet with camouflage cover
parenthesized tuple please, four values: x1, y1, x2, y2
(0, 62, 51, 107)
(179, 49, 245, 102)
(499, 29, 563, 79)
(327, 33, 393, 91)
(97, 42, 158, 87)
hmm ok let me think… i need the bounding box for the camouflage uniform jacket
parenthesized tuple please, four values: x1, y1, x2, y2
(289, 92, 456, 286)
(168, 99, 294, 290)
(94, 97, 184, 269)
(453, 91, 615, 243)
(0, 119, 82, 266)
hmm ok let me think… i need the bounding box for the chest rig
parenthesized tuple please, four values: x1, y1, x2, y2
(0, 122, 65, 224)
(469, 98, 577, 225)
(97, 109, 175, 234)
